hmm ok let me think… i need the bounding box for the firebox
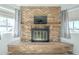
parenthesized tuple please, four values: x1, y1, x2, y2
(32, 28, 49, 42)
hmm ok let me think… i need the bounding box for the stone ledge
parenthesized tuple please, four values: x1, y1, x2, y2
(8, 41, 73, 54)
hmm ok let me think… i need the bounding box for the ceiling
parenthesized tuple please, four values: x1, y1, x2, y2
(0, 4, 79, 10)
(17, 4, 79, 10)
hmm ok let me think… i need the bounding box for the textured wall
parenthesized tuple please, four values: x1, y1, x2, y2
(21, 6, 61, 42)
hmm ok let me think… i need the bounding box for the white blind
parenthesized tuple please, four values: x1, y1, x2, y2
(68, 7, 79, 21)
(0, 6, 15, 18)
(14, 9, 20, 37)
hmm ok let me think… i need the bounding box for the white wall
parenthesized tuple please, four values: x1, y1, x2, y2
(61, 5, 79, 55)
(0, 33, 20, 55)
(0, 33, 13, 54)
(61, 33, 79, 54)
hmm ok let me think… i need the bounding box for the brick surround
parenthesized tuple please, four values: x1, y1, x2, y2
(21, 6, 61, 42)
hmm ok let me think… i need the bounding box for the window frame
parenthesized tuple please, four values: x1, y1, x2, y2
(69, 20, 79, 32)
(0, 16, 15, 34)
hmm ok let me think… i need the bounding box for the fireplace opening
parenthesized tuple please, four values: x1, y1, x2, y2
(32, 28, 49, 42)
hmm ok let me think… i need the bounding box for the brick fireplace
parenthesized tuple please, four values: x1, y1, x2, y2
(21, 6, 61, 42)
(8, 6, 73, 54)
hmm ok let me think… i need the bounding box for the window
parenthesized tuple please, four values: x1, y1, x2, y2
(74, 21, 79, 30)
(0, 7, 19, 37)
(69, 20, 79, 32)
(0, 16, 15, 35)
(69, 21, 73, 30)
